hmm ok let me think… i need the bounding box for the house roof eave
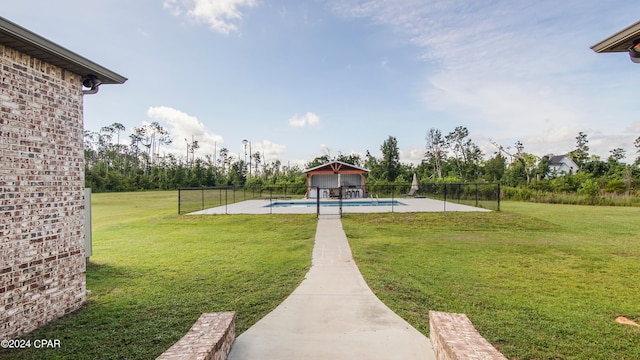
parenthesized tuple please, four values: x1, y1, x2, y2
(0, 16, 127, 85)
(591, 20, 640, 53)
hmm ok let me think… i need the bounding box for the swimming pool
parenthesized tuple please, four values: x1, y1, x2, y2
(264, 200, 407, 208)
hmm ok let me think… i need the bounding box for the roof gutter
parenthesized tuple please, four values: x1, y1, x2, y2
(0, 16, 127, 87)
(591, 20, 640, 53)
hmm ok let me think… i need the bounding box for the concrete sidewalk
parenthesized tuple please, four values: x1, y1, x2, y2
(227, 217, 436, 360)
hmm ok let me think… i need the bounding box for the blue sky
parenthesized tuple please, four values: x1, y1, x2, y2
(4, 1, 640, 166)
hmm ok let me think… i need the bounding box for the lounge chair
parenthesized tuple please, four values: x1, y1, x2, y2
(401, 188, 417, 197)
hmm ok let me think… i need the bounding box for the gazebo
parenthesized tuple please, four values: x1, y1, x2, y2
(304, 161, 369, 199)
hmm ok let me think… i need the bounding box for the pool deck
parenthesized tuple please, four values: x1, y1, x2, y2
(189, 197, 491, 215)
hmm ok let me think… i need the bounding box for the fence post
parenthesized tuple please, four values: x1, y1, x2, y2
(339, 186, 343, 218)
(443, 183, 447, 212)
(475, 183, 479, 207)
(316, 187, 320, 218)
(497, 183, 501, 211)
(391, 187, 395, 213)
(225, 188, 228, 214)
(201, 188, 205, 211)
(178, 188, 181, 215)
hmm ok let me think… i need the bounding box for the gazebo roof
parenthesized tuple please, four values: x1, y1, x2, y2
(304, 161, 369, 174)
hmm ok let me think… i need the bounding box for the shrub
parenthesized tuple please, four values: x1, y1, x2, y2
(502, 186, 534, 201)
(578, 179, 600, 200)
(604, 180, 627, 194)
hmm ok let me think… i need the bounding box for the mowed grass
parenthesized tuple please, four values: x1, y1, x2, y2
(3, 191, 316, 360)
(343, 202, 640, 360)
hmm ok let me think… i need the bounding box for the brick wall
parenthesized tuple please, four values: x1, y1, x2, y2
(429, 311, 508, 360)
(158, 312, 236, 360)
(0, 43, 86, 339)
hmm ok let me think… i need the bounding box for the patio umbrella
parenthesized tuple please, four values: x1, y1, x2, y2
(410, 173, 419, 192)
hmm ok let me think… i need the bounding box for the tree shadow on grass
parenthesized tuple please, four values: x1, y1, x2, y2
(1, 262, 196, 360)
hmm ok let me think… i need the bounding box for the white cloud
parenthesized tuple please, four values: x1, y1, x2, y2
(328, 0, 636, 159)
(426, 72, 583, 137)
(163, 0, 257, 34)
(400, 147, 424, 166)
(163, 0, 182, 16)
(288, 159, 309, 169)
(289, 112, 321, 128)
(241, 140, 287, 164)
(147, 106, 224, 158)
(626, 122, 640, 133)
(319, 144, 332, 156)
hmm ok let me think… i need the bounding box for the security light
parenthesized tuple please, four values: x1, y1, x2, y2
(82, 75, 102, 94)
(629, 40, 640, 63)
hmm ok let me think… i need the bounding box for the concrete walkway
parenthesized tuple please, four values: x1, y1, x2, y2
(227, 216, 436, 360)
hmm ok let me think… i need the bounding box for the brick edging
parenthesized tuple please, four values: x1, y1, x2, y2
(429, 311, 507, 360)
(157, 312, 236, 360)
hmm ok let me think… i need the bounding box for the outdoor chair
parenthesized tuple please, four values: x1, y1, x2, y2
(402, 188, 417, 197)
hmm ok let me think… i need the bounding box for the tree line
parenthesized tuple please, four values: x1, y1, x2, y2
(85, 122, 640, 201)
(84, 122, 306, 192)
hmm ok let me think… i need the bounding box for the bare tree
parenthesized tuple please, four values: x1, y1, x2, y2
(608, 148, 626, 163)
(425, 128, 445, 179)
(99, 125, 115, 174)
(489, 138, 516, 164)
(634, 136, 640, 165)
(444, 126, 482, 181)
(569, 132, 589, 169)
(130, 127, 147, 175)
(252, 151, 261, 176)
(111, 123, 125, 147)
(109, 123, 126, 173)
(219, 147, 229, 174)
(185, 136, 199, 166)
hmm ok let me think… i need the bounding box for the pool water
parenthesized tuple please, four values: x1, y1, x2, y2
(264, 200, 407, 208)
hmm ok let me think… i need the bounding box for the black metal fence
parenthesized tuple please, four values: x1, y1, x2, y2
(177, 185, 305, 215)
(178, 182, 500, 214)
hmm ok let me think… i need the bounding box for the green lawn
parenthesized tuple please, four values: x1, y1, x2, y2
(2, 191, 316, 360)
(343, 202, 640, 359)
(5, 192, 640, 359)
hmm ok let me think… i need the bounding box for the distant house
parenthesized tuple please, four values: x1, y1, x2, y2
(304, 161, 369, 198)
(547, 155, 579, 176)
